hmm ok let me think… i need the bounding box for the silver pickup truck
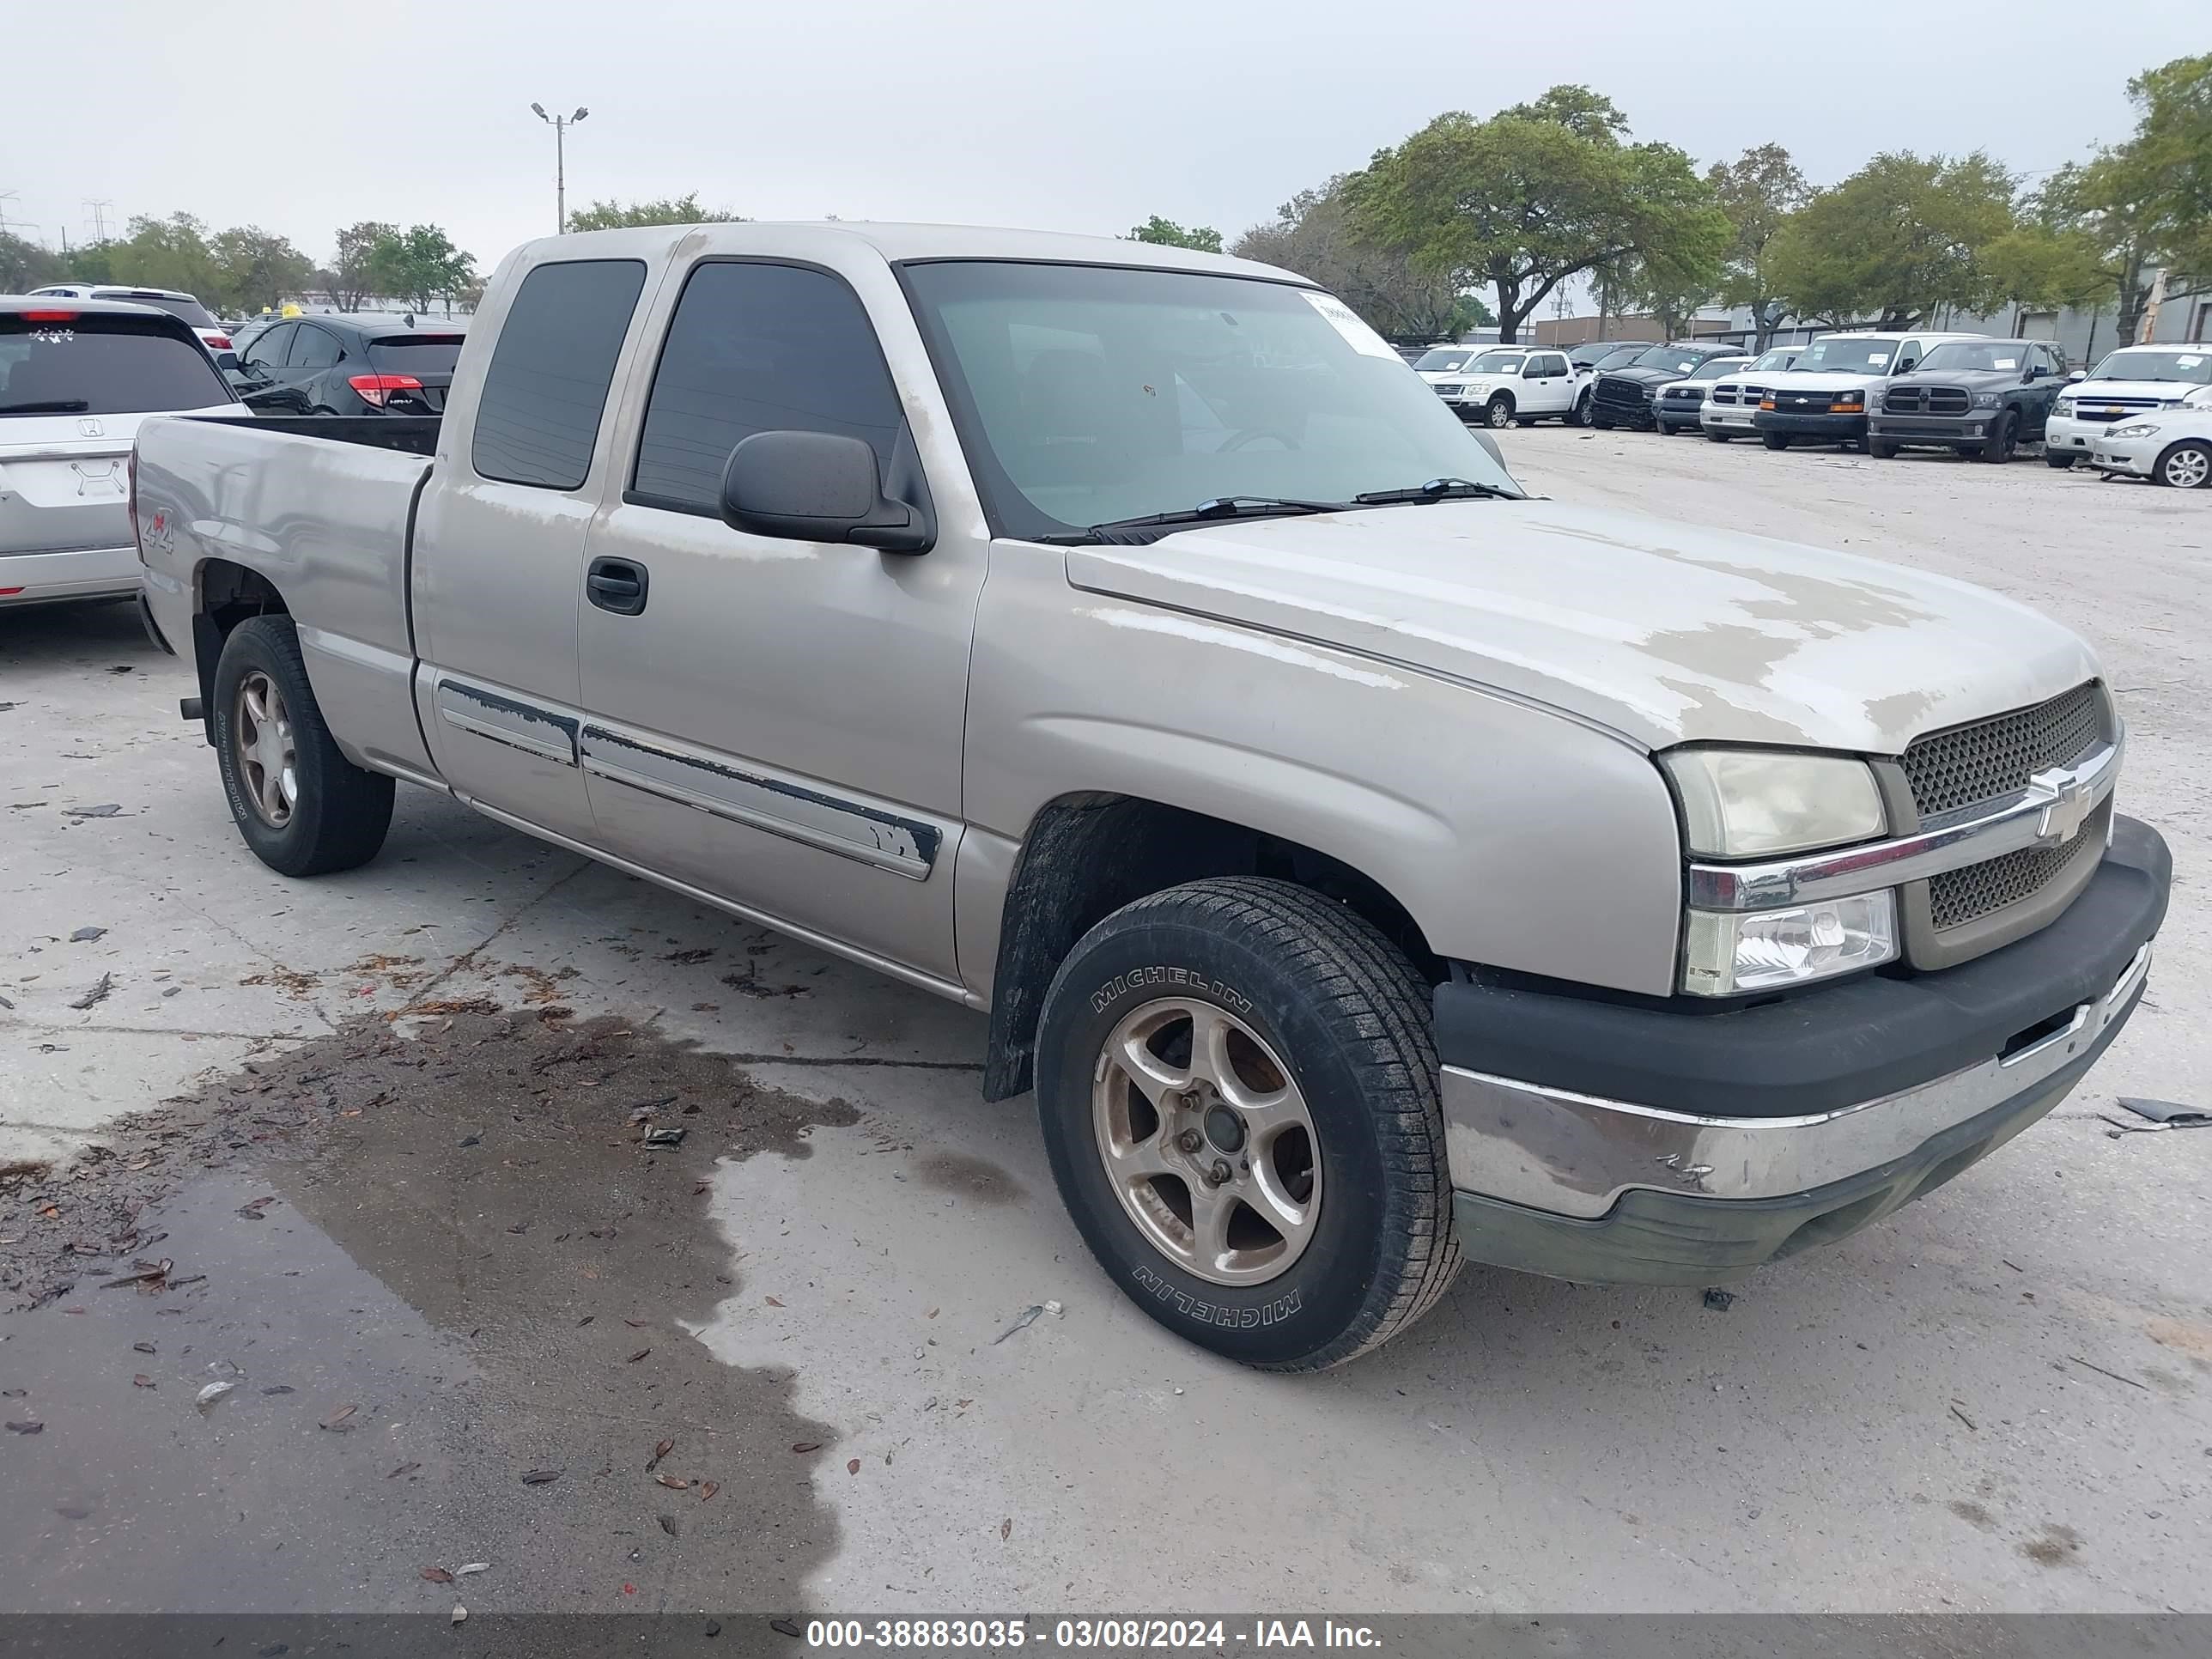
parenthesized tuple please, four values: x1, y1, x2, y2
(133, 223, 2171, 1371)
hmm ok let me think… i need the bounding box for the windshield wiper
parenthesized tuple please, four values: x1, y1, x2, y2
(1039, 495, 1353, 544)
(1353, 477, 1520, 506)
(0, 399, 92, 415)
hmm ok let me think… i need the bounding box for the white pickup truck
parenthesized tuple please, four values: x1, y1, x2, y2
(133, 223, 2169, 1370)
(1419, 344, 1589, 428)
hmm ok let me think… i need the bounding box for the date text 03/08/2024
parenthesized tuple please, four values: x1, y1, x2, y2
(805, 1619, 1383, 1650)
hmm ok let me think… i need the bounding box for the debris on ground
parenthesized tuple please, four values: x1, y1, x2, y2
(2068, 1353, 2149, 1390)
(1702, 1288, 1735, 1312)
(790, 1441, 821, 1454)
(1000, 1518, 1012, 1540)
(69, 927, 106, 943)
(5, 1420, 44, 1434)
(194, 1382, 234, 1411)
(847, 1458, 861, 1474)
(421, 1566, 454, 1583)
(387, 1462, 420, 1479)
(68, 974, 115, 1012)
(101, 1258, 171, 1291)
(64, 804, 123, 818)
(1043, 1298, 1064, 1316)
(455, 1563, 489, 1577)
(451, 1607, 467, 1626)
(520, 1468, 562, 1486)
(627, 1347, 651, 1364)
(647, 1438, 674, 1471)
(132, 1341, 155, 1354)
(2117, 1097, 2211, 1128)
(1948, 1401, 1978, 1431)
(658, 1514, 679, 1537)
(699, 1480, 719, 1502)
(993, 1304, 1046, 1344)
(771, 1619, 803, 1638)
(641, 1126, 686, 1147)
(319, 1403, 358, 1431)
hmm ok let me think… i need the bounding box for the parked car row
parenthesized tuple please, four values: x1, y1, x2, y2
(1422, 329, 2212, 488)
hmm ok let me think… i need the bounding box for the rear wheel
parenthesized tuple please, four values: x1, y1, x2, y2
(1036, 878, 1460, 1370)
(211, 615, 393, 877)
(2154, 440, 2212, 489)
(1761, 432, 1790, 451)
(2045, 451, 2079, 470)
(1980, 410, 2017, 464)
(1483, 395, 1513, 429)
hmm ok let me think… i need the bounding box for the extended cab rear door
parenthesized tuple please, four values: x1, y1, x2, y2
(573, 248, 982, 988)
(409, 257, 652, 842)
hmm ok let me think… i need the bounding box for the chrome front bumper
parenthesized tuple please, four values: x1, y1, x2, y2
(1443, 941, 2149, 1221)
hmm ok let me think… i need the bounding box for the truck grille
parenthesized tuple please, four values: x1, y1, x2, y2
(1884, 386, 1925, 413)
(1926, 387, 1970, 415)
(1927, 803, 2106, 930)
(1901, 683, 2102, 820)
(1709, 384, 1751, 405)
(1595, 375, 1651, 410)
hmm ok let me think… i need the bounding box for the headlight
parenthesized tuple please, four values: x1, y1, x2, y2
(2056, 398, 2076, 416)
(2112, 422, 2162, 437)
(1971, 392, 2001, 409)
(1683, 893, 1899, 996)
(1662, 748, 1887, 858)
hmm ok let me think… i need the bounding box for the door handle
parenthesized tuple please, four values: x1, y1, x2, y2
(586, 556, 649, 616)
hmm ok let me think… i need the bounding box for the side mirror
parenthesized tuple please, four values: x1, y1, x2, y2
(720, 430, 933, 554)
(2067, 369, 2087, 383)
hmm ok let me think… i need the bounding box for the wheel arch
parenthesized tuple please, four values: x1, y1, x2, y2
(977, 792, 1438, 1102)
(190, 559, 291, 744)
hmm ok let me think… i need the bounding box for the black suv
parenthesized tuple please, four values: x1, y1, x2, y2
(1865, 339, 2070, 463)
(231, 313, 467, 416)
(1589, 343, 1743, 430)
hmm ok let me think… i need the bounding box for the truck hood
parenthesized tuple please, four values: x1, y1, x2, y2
(1061, 499, 2098, 753)
(2063, 379, 2211, 406)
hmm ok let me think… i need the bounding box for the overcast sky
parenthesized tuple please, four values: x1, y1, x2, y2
(7, 0, 2205, 278)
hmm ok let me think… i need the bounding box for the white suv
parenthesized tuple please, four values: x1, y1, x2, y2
(1420, 346, 1588, 428)
(27, 283, 234, 364)
(2044, 344, 2212, 468)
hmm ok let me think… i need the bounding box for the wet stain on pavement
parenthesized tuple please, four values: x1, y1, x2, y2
(908, 1150, 1024, 1206)
(1946, 1499, 1997, 1531)
(0, 1007, 860, 1612)
(2021, 1522, 2083, 1567)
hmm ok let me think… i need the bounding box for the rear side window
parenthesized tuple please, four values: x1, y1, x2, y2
(630, 261, 903, 514)
(0, 313, 231, 416)
(102, 291, 219, 331)
(471, 259, 647, 489)
(369, 335, 465, 377)
(290, 325, 342, 369)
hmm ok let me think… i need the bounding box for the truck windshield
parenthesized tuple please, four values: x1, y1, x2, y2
(1919, 342, 2031, 373)
(1685, 357, 1744, 381)
(901, 262, 1522, 538)
(2087, 348, 2212, 385)
(1792, 337, 1903, 374)
(1748, 349, 1798, 372)
(1412, 348, 1476, 372)
(1630, 346, 1706, 374)
(0, 313, 231, 416)
(1465, 351, 1527, 374)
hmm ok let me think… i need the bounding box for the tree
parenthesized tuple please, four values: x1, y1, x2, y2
(64, 240, 118, 284)
(0, 230, 64, 292)
(210, 226, 315, 313)
(1765, 152, 2016, 329)
(1125, 215, 1224, 253)
(366, 225, 477, 313)
(1707, 143, 1809, 347)
(566, 193, 745, 232)
(1348, 88, 1730, 343)
(1983, 218, 2109, 325)
(329, 221, 397, 311)
(110, 212, 223, 299)
(1231, 179, 1474, 342)
(2128, 52, 2212, 284)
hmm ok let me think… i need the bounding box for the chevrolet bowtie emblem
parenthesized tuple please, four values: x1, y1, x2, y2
(2029, 767, 2093, 846)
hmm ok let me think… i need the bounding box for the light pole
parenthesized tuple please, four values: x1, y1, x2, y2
(530, 103, 589, 234)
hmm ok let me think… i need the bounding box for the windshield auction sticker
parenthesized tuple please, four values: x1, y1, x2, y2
(1302, 292, 1403, 359)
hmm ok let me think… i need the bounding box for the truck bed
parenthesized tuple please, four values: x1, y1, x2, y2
(134, 410, 441, 781)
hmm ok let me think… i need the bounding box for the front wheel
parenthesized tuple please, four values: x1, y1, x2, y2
(1565, 392, 1591, 428)
(2046, 451, 2079, 470)
(211, 614, 394, 877)
(1868, 438, 1899, 459)
(1761, 432, 1790, 451)
(1980, 411, 2017, 464)
(1705, 429, 1731, 443)
(1036, 878, 1461, 1371)
(1590, 416, 1614, 431)
(1483, 395, 1513, 429)
(2155, 440, 2212, 489)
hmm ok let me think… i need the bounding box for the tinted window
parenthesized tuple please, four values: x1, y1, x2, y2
(2087, 348, 2212, 385)
(241, 322, 294, 369)
(290, 325, 342, 369)
(1412, 349, 1475, 372)
(369, 335, 465, 376)
(0, 313, 232, 416)
(472, 259, 647, 489)
(632, 261, 903, 513)
(100, 291, 219, 330)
